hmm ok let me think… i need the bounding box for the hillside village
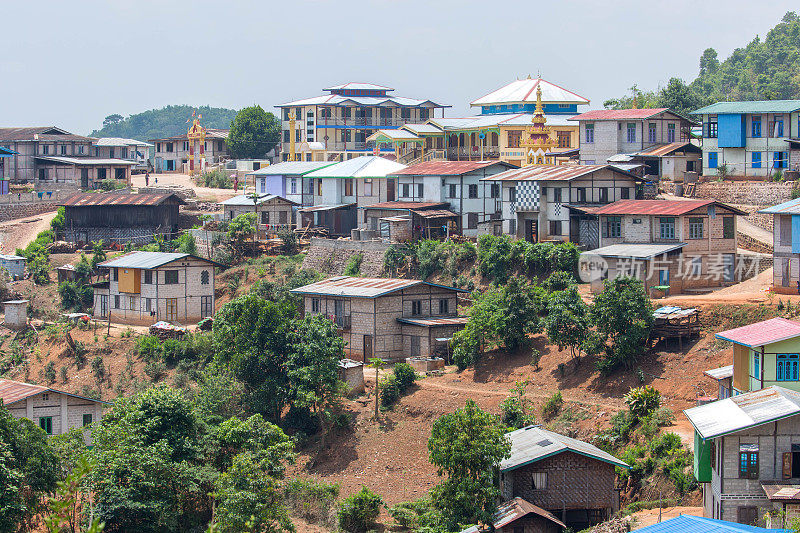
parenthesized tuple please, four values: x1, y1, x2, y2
(7, 11, 800, 533)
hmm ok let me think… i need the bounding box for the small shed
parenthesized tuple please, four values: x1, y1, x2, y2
(56, 264, 78, 283)
(3, 300, 28, 330)
(338, 358, 365, 395)
(0, 254, 26, 280)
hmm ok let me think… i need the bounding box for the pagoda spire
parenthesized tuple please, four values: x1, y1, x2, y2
(520, 85, 556, 166)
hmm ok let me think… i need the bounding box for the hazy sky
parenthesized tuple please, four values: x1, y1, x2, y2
(0, 0, 795, 135)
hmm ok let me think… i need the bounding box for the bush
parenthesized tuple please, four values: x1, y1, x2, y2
(136, 335, 162, 360)
(337, 487, 383, 533)
(284, 479, 340, 528)
(392, 362, 416, 392)
(161, 338, 186, 365)
(541, 391, 563, 420)
(197, 168, 232, 188)
(383, 245, 407, 276)
(91, 356, 106, 381)
(143, 360, 167, 380)
(99, 178, 126, 191)
(344, 253, 363, 276)
(277, 227, 298, 255)
(58, 281, 94, 311)
(542, 270, 575, 292)
(549, 242, 580, 274)
(43, 361, 56, 384)
(624, 386, 661, 419)
(380, 374, 401, 408)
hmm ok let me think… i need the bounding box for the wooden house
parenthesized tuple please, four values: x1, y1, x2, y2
(219, 193, 298, 238)
(60, 192, 185, 246)
(358, 201, 459, 242)
(459, 497, 566, 533)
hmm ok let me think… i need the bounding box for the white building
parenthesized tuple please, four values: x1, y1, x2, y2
(94, 137, 153, 173)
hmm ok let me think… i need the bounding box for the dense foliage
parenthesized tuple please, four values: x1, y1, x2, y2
(90, 105, 238, 141)
(337, 487, 383, 533)
(226, 105, 281, 159)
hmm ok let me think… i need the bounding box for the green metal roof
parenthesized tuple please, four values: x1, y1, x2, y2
(690, 100, 800, 115)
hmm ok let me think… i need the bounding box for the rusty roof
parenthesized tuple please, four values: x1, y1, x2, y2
(592, 199, 747, 216)
(570, 108, 670, 121)
(493, 498, 566, 530)
(363, 201, 448, 210)
(289, 275, 467, 298)
(397, 316, 469, 327)
(715, 317, 800, 348)
(0, 378, 110, 406)
(480, 164, 640, 182)
(60, 192, 185, 207)
(635, 142, 701, 157)
(410, 209, 459, 219)
(0, 126, 94, 142)
(390, 160, 514, 176)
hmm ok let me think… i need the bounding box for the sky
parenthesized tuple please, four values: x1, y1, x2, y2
(0, 0, 796, 135)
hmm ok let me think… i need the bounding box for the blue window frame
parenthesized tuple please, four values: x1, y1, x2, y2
(708, 152, 718, 169)
(775, 152, 788, 169)
(752, 152, 761, 169)
(751, 116, 761, 138)
(754, 352, 760, 378)
(777, 354, 799, 381)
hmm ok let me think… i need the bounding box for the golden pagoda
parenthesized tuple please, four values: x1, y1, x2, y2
(520, 84, 557, 166)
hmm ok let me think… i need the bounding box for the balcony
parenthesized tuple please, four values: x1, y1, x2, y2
(333, 314, 351, 330)
(313, 117, 424, 128)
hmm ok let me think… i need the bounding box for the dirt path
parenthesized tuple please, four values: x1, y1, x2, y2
(629, 506, 704, 529)
(738, 216, 773, 247)
(130, 172, 237, 202)
(0, 211, 57, 253)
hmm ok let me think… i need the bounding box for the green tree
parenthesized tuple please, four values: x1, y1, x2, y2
(500, 276, 544, 352)
(90, 241, 107, 272)
(90, 105, 238, 141)
(226, 106, 281, 159)
(44, 455, 105, 533)
(658, 77, 700, 116)
(544, 288, 597, 363)
(428, 400, 511, 531)
(451, 287, 505, 370)
(589, 276, 654, 373)
(227, 213, 256, 258)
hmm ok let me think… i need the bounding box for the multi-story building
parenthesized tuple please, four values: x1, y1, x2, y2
(759, 198, 800, 294)
(0, 127, 136, 189)
(480, 164, 643, 247)
(249, 161, 335, 201)
(690, 100, 800, 177)
(0, 146, 15, 194)
(275, 82, 449, 162)
(150, 129, 229, 172)
(93, 251, 219, 325)
(586, 199, 744, 294)
(94, 138, 153, 173)
(290, 276, 467, 362)
(686, 386, 800, 527)
(570, 108, 698, 175)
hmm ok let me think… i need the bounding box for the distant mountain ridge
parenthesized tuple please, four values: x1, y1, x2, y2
(90, 105, 238, 141)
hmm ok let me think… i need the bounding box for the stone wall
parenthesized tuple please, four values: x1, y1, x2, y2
(301, 238, 389, 277)
(664, 180, 796, 206)
(738, 232, 773, 254)
(0, 202, 58, 223)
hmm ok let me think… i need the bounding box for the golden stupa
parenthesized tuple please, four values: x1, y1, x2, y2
(520, 84, 557, 166)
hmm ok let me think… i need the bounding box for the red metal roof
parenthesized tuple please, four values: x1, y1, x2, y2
(481, 164, 639, 182)
(390, 160, 510, 176)
(397, 316, 469, 327)
(636, 141, 699, 157)
(60, 192, 185, 207)
(290, 275, 467, 298)
(570, 108, 669, 121)
(0, 379, 48, 404)
(363, 201, 448, 210)
(715, 317, 800, 347)
(591, 199, 746, 216)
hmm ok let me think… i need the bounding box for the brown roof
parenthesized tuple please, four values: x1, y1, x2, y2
(60, 192, 186, 207)
(636, 142, 701, 157)
(493, 498, 566, 530)
(592, 199, 747, 216)
(0, 126, 94, 142)
(290, 275, 467, 298)
(0, 379, 48, 404)
(397, 316, 469, 327)
(363, 201, 449, 210)
(390, 160, 513, 176)
(482, 164, 640, 182)
(411, 209, 459, 219)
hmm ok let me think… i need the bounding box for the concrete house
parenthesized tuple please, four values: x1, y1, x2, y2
(685, 386, 800, 527)
(248, 160, 335, 200)
(480, 164, 643, 247)
(759, 199, 800, 294)
(570, 108, 698, 173)
(150, 129, 229, 172)
(387, 160, 516, 237)
(583, 199, 745, 294)
(500, 426, 629, 531)
(60, 192, 185, 246)
(289, 276, 468, 362)
(92, 251, 219, 325)
(691, 100, 800, 178)
(94, 137, 153, 173)
(218, 193, 297, 237)
(0, 379, 108, 443)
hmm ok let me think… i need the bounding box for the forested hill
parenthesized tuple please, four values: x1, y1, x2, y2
(90, 105, 238, 141)
(604, 11, 800, 114)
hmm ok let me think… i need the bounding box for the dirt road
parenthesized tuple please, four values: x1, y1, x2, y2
(0, 211, 57, 253)
(130, 172, 237, 202)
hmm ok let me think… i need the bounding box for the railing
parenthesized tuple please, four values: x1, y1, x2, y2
(447, 147, 501, 159)
(333, 314, 351, 330)
(309, 117, 425, 128)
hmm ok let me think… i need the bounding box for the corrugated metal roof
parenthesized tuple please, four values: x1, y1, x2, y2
(704, 365, 734, 380)
(685, 386, 800, 440)
(582, 242, 686, 260)
(428, 113, 576, 132)
(632, 515, 788, 533)
(149, 129, 229, 142)
(276, 94, 447, 108)
(60, 192, 184, 207)
(365, 129, 421, 141)
(691, 100, 800, 115)
(362, 201, 448, 210)
(411, 209, 459, 219)
(635, 142, 700, 157)
(492, 498, 566, 530)
(95, 137, 153, 147)
(0, 254, 24, 261)
(391, 160, 512, 176)
(501, 426, 629, 472)
(249, 161, 335, 176)
(303, 156, 406, 179)
(715, 317, 800, 348)
(0, 127, 94, 142)
(397, 316, 469, 327)
(98, 251, 216, 269)
(323, 82, 394, 91)
(219, 194, 296, 206)
(0, 378, 111, 406)
(592, 199, 720, 216)
(402, 123, 443, 134)
(289, 275, 466, 298)
(470, 77, 590, 106)
(35, 156, 136, 166)
(480, 164, 639, 182)
(571, 108, 673, 121)
(759, 198, 800, 215)
(763, 484, 800, 502)
(0, 146, 18, 156)
(298, 203, 355, 212)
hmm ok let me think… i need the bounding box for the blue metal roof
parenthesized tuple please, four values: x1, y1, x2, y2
(0, 146, 17, 157)
(758, 197, 800, 215)
(635, 515, 787, 533)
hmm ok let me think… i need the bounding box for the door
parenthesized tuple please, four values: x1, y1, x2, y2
(722, 254, 735, 282)
(410, 336, 421, 357)
(659, 268, 670, 286)
(80, 168, 89, 188)
(387, 179, 396, 202)
(165, 298, 178, 322)
(99, 295, 108, 317)
(201, 296, 213, 318)
(783, 258, 791, 287)
(363, 334, 373, 363)
(524, 219, 538, 243)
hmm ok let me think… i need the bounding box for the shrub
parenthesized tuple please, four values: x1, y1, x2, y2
(541, 391, 563, 420)
(344, 253, 363, 276)
(337, 487, 383, 533)
(392, 362, 416, 392)
(98, 178, 126, 191)
(549, 242, 580, 274)
(792, 188, 800, 200)
(58, 281, 93, 311)
(387, 499, 440, 530)
(143, 360, 167, 380)
(136, 335, 162, 360)
(649, 406, 675, 427)
(91, 356, 106, 381)
(624, 386, 661, 419)
(277, 227, 298, 255)
(161, 338, 186, 365)
(542, 270, 575, 292)
(383, 245, 408, 276)
(43, 361, 56, 384)
(284, 479, 340, 528)
(197, 168, 232, 188)
(500, 381, 536, 430)
(380, 374, 401, 408)
(59, 365, 68, 383)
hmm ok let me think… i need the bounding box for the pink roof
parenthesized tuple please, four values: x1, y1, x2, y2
(715, 317, 800, 347)
(390, 160, 510, 176)
(592, 199, 747, 216)
(0, 379, 48, 404)
(570, 108, 669, 121)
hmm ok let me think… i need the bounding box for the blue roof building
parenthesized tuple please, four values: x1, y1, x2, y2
(634, 515, 788, 533)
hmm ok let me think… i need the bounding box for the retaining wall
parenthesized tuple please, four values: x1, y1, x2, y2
(301, 238, 389, 277)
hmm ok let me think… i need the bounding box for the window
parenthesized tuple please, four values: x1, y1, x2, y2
(708, 152, 718, 169)
(626, 123, 636, 143)
(112, 268, 118, 281)
(509, 219, 516, 235)
(585, 123, 595, 143)
(604, 216, 621, 238)
(290, 178, 297, 194)
(723, 216, 735, 239)
(201, 270, 210, 285)
(201, 295, 213, 317)
(402, 183, 410, 197)
(576, 187, 586, 203)
(531, 472, 547, 490)
(42, 144, 49, 155)
(507, 131, 521, 148)
(83, 413, 93, 426)
(146, 298, 152, 313)
(690, 256, 703, 277)
(621, 187, 630, 199)
(777, 354, 800, 381)
(129, 296, 135, 310)
(311, 298, 320, 313)
(411, 300, 422, 315)
(261, 211, 269, 224)
(705, 119, 718, 138)
(417, 184, 423, 198)
(279, 210, 288, 224)
(164, 270, 179, 284)
(549, 220, 562, 236)
(143, 269, 152, 284)
(467, 212, 478, 229)
(552, 187, 562, 203)
(448, 184, 457, 198)
(738, 445, 759, 479)
(39, 416, 53, 435)
(648, 123, 657, 143)
(166, 142, 174, 152)
(364, 179, 373, 196)
(78, 145, 85, 155)
(772, 115, 785, 137)
(114, 295, 120, 309)
(42, 393, 49, 401)
(738, 507, 758, 526)
(599, 187, 608, 203)
(775, 151, 788, 169)
(490, 184, 500, 199)
(317, 178, 322, 196)
(509, 187, 516, 203)
(754, 352, 760, 378)
(688, 217, 704, 239)
(468, 184, 478, 199)
(439, 298, 449, 314)
(557, 131, 571, 148)
(752, 152, 762, 169)
(61, 144, 67, 155)
(659, 217, 676, 240)
(344, 178, 354, 196)
(752, 116, 762, 138)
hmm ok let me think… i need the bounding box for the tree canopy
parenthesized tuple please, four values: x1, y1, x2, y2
(90, 105, 237, 141)
(226, 105, 281, 159)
